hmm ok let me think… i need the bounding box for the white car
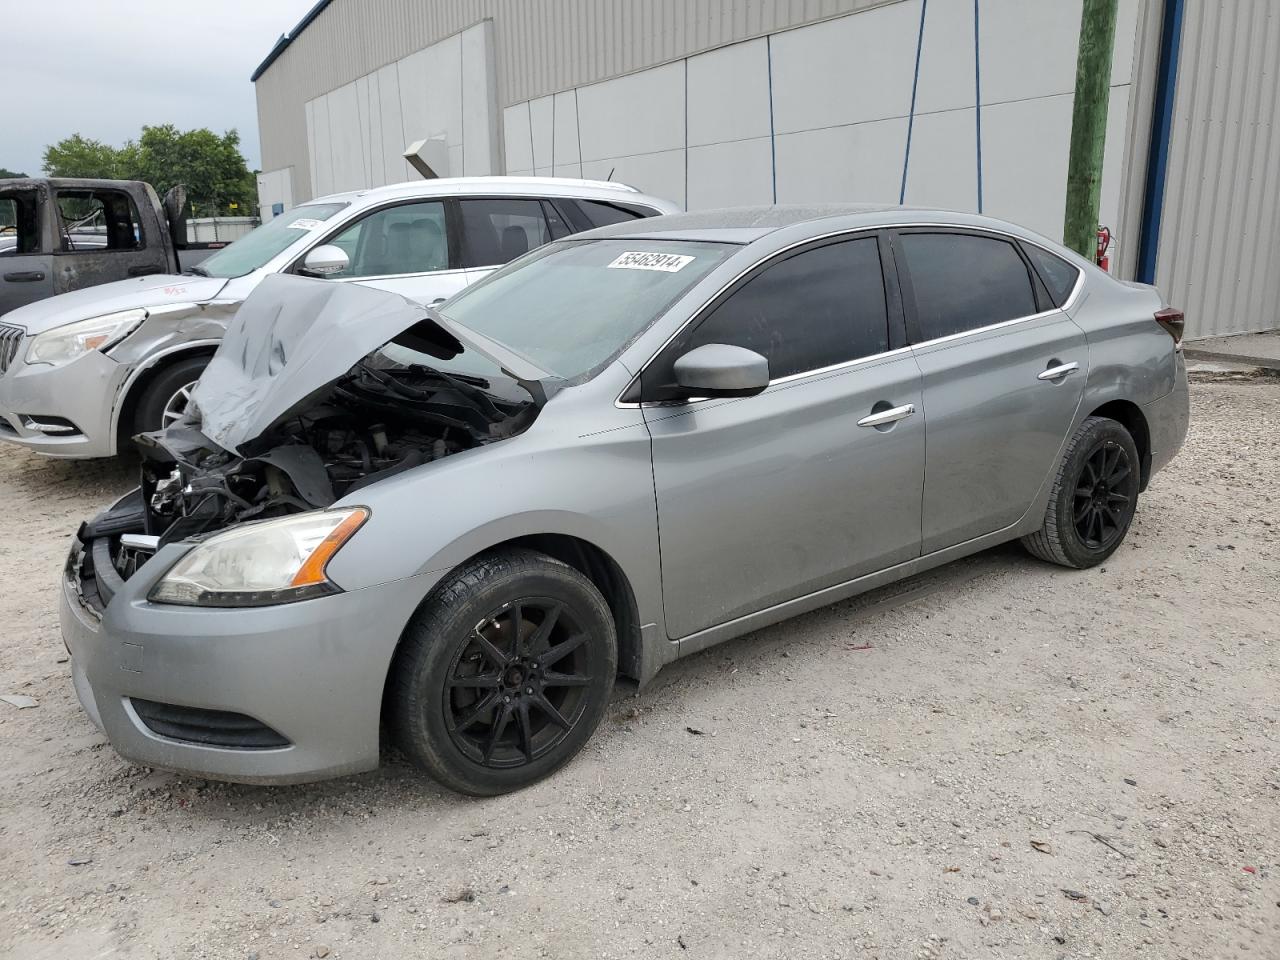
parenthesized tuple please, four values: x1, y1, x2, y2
(0, 177, 677, 458)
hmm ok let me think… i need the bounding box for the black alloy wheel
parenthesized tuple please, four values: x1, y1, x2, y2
(390, 548, 616, 795)
(1022, 415, 1141, 569)
(445, 598, 593, 768)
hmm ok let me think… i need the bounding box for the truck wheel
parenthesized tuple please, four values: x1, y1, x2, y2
(389, 548, 617, 796)
(129, 356, 210, 439)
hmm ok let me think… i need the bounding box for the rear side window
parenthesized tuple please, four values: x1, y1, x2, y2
(458, 198, 552, 267)
(55, 189, 142, 252)
(573, 199, 647, 228)
(647, 237, 888, 397)
(898, 233, 1037, 341)
(1023, 243, 1081, 307)
(0, 192, 41, 255)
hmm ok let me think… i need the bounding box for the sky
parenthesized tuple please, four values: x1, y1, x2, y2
(3, 0, 318, 177)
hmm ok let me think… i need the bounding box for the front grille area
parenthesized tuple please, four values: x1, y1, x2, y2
(0, 324, 24, 373)
(129, 698, 291, 750)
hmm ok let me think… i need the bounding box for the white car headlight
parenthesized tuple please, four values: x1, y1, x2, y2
(149, 508, 369, 607)
(25, 308, 148, 367)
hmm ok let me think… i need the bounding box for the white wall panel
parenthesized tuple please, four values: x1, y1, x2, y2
(503, 103, 534, 174)
(901, 109, 979, 211)
(256, 167, 294, 220)
(374, 63, 409, 184)
(980, 94, 1072, 240)
(311, 96, 334, 196)
(529, 96, 555, 175)
(304, 100, 319, 199)
(552, 91, 582, 176)
(396, 48, 430, 177)
(769, 2, 919, 134)
(580, 150, 686, 209)
(461, 21, 500, 175)
(978, 0, 1083, 103)
(576, 61, 685, 161)
(774, 118, 906, 205)
(326, 82, 366, 192)
(686, 38, 771, 146)
(687, 138, 773, 209)
(914, 0, 977, 115)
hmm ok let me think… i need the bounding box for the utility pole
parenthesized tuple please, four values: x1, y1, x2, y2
(1063, 0, 1119, 259)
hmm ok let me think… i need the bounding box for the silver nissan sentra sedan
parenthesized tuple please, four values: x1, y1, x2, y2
(60, 205, 1190, 795)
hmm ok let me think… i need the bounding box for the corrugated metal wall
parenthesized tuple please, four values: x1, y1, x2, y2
(255, 0, 891, 202)
(1153, 0, 1280, 338)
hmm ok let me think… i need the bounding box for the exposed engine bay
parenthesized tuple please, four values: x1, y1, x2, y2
(69, 276, 549, 612)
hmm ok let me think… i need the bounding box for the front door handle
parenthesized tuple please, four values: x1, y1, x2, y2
(3, 271, 45, 282)
(857, 403, 916, 428)
(1038, 361, 1080, 381)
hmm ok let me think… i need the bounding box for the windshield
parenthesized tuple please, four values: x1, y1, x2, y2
(195, 203, 347, 278)
(439, 238, 734, 381)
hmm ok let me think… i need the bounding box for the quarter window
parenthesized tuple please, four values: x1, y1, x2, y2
(458, 198, 553, 267)
(647, 237, 889, 398)
(573, 199, 647, 228)
(1023, 243, 1081, 307)
(899, 233, 1037, 341)
(325, 201, 448, 278)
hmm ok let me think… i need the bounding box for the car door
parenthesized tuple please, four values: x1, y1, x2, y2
(641, 233, 925, 639)
(51, 187, 169, 292)
(0, 187, 55, 315)
(314, 199, 470, 304)
(893, 229, 1088, 554)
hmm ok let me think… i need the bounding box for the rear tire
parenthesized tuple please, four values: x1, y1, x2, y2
(1022, 416, 1141, 569)
(389, 548, 616, 796)
(129, 355, 210, 439)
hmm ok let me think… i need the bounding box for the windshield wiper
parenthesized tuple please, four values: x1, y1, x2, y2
(183, 264, 211, 277)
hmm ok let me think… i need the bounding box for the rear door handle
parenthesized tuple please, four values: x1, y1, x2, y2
(857, 403, 916, 428)
(3, 271, 45, 282)
(1038, 361, 1080, 381)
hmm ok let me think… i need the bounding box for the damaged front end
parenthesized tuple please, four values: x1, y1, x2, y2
(69, 275, 553, 615)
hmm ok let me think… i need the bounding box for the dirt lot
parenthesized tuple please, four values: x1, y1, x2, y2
(0, 378, 1276, 960)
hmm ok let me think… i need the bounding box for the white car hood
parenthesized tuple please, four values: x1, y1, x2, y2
(0, 274, 229, 335)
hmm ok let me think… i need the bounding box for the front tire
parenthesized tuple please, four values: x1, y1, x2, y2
(129, 355, 210, 438)
(1022, 416, 1141, 569)
(389, 548, 617, 796)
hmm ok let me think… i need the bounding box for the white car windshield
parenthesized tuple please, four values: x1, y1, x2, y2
(194, 204, 348, 279)
(439, 238, 734, 382)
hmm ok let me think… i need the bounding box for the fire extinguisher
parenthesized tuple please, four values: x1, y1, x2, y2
(1095, 225, 1113, 273)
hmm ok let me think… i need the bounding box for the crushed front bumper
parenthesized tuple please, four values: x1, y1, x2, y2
(0, 347, 126, 458)
(59, 535, 439, 784)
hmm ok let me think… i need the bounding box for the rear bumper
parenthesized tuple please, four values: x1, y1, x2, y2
(0, 349, 125, 458)
(1144, 353, 1190, 480)
(59, 539, 440, 784)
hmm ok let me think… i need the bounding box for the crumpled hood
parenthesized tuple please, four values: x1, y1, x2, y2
(0, 274, 228, 335)
(191, 274, 553, 455)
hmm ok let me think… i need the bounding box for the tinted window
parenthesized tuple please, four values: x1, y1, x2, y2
(0, 192, 41, 255)
(899, 233, 1037, 341)
(327, 201, 448, 278)
(676, 238, 888, 384)
(1024, 243, 1080, 307)
(458, 198, 551, 267)
(55, 189, 142, 252)
(575, 199, 646, 228)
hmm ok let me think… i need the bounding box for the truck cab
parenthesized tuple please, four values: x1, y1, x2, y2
(0, 178, 184, 316)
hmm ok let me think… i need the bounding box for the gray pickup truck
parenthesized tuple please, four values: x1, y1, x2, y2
(0, 178, 189, 316)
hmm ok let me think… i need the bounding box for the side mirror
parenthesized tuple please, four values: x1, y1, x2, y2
(672, 343, 770, 399)
(301, 244, 349, 277)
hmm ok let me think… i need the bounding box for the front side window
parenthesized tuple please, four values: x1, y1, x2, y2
(325, 201, 449, 278)
(55, 189, 141, 252)
(199, 203, 347, 279)
(458, 198, 552, 268)
(898, 232, 1037, 341)
(441, 238, 733, 381)
(640, 237, 889, 401)
(0, 192, 41, 256)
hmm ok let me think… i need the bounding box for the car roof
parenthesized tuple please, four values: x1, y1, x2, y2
(308, 176, 666, 207)
(575, 204, 1062, 247)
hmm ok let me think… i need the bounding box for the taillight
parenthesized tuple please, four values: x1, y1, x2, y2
(1154, 307, 1184, 344)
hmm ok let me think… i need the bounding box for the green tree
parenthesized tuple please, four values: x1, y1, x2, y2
(0, 168, 27, 179)
(41, 127, 256, 216)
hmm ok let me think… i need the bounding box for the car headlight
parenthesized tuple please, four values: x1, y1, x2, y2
(25, 308, 147, 367)
(149, 508, 369, 607)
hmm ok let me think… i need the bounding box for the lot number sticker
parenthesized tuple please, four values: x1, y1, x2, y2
(607, 251, 695, 272)
(288, 218, 325, 230)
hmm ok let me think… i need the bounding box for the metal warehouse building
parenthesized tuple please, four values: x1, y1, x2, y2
(252, 0, 1280, 340)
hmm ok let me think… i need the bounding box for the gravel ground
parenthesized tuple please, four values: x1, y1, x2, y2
(0, 378, 1276, 960)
